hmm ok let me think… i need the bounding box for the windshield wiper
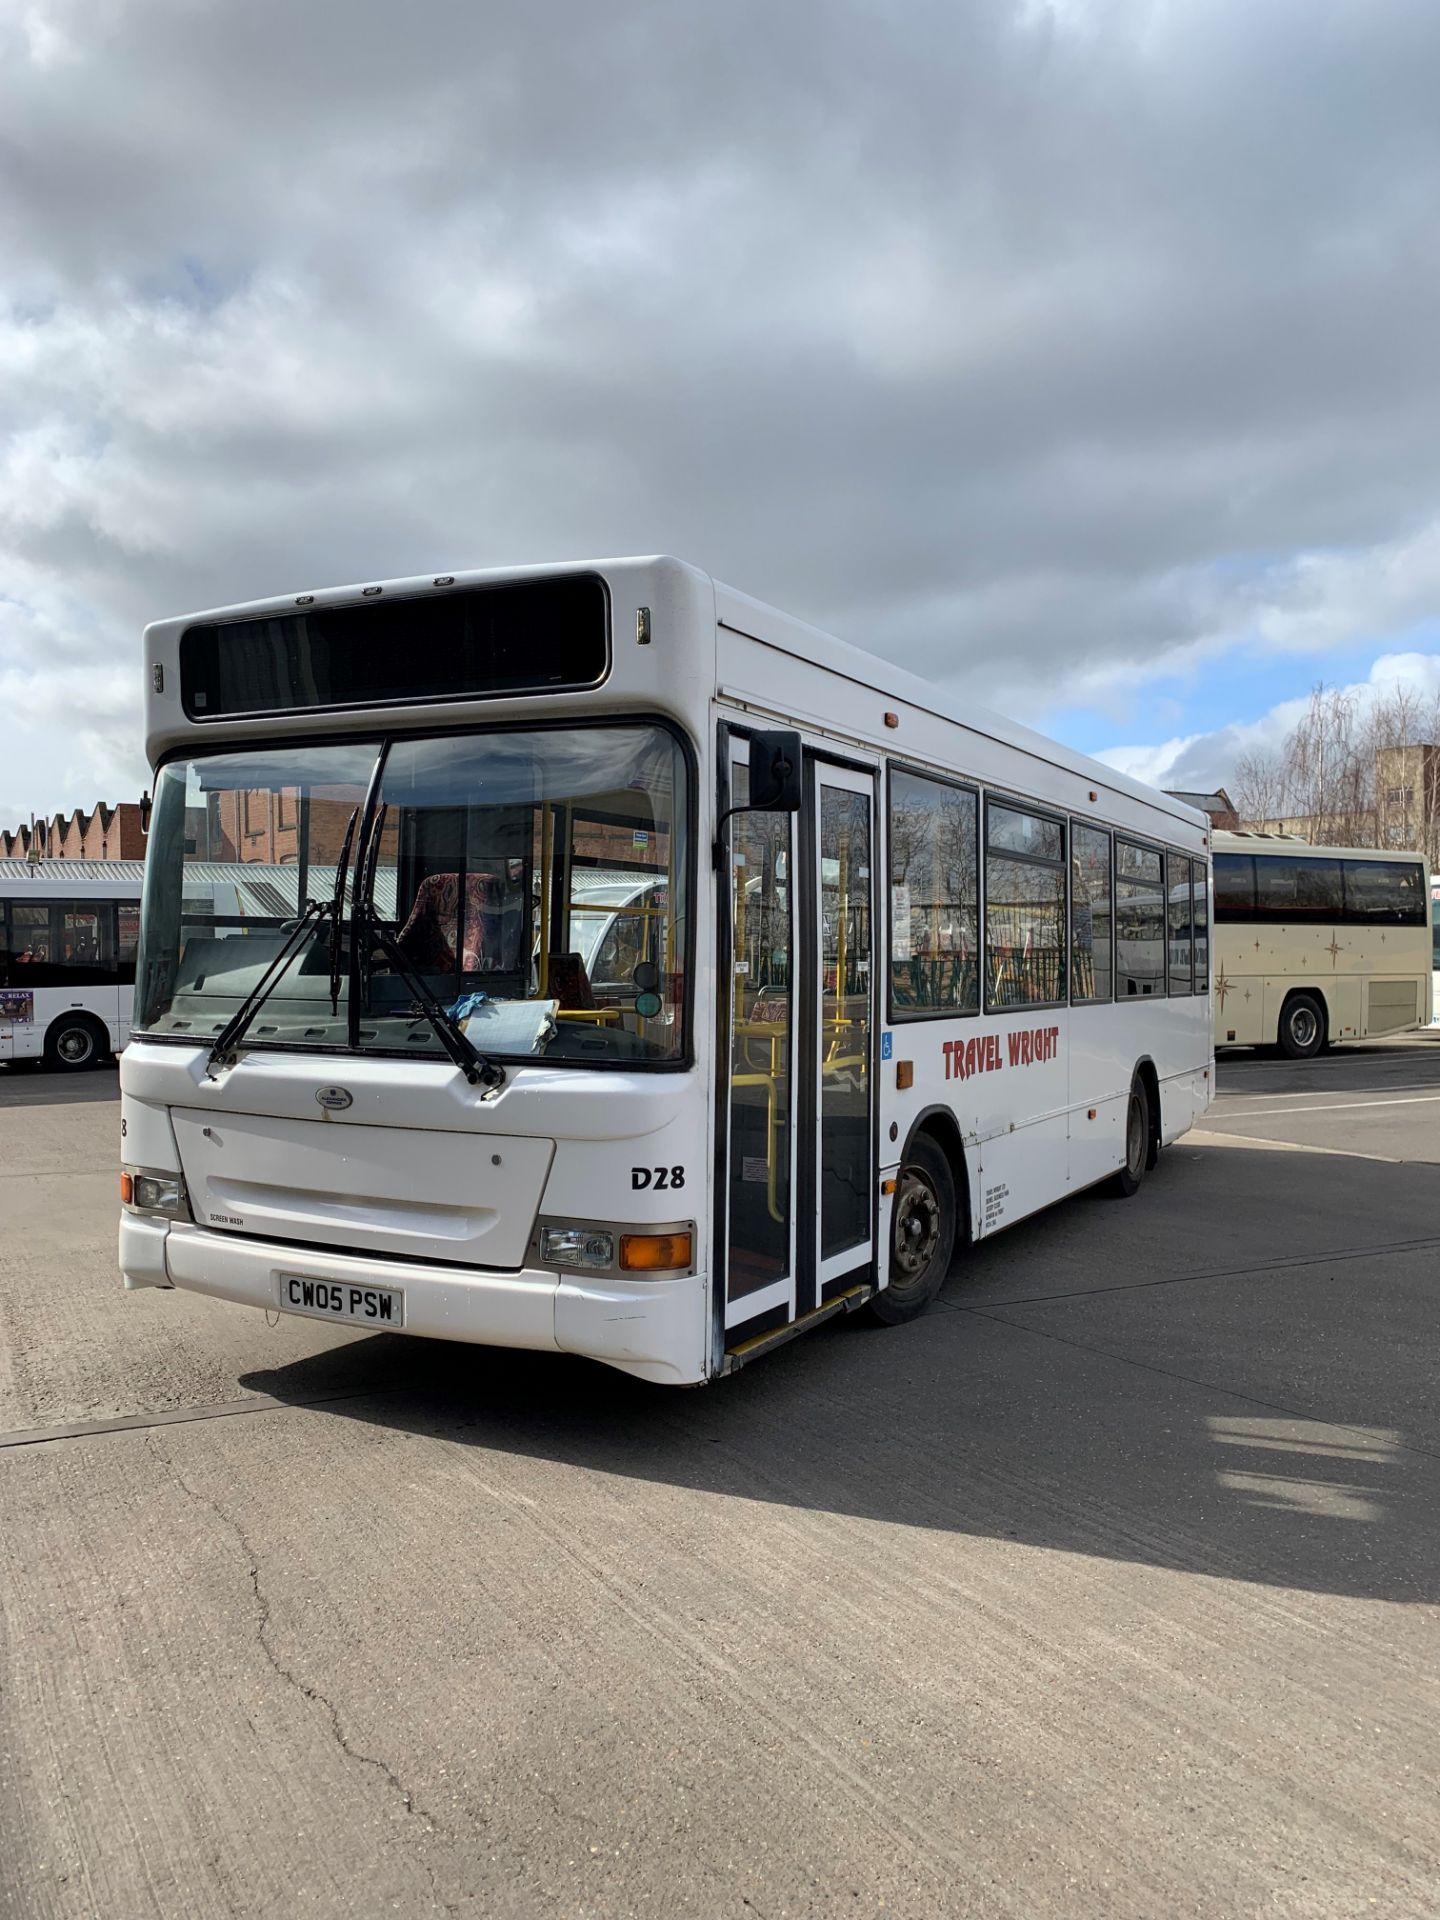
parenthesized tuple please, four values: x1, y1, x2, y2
(327, 806, 361, 1014)
(351, 803, 505, 1092)
(359, 913, 505, 1090)
(207, 808, 363, 1073)
(207, 896, 335, 1073)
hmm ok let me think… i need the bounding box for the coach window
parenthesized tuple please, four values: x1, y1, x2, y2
(1191, 860, 1209, 991)
(1255, 855, 1344, 921)
(1167, 853, 1193, 995)
(1212, 852, 1255, 919)
(1070, 823, 1112, 1004)
(984, 800, 1067, 1009)
(1115, 841, 1165, 997)
(888, 768, 979, 1016)
(1342, 860, 1427, 926)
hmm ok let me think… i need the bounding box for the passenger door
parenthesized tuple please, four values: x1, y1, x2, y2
(800, 759, 877, 1312)
(722, 741, 799, 1335)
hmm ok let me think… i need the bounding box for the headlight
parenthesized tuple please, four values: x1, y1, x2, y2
(121, 1167, 190, 1218)
(540, 1226, 615, 1269)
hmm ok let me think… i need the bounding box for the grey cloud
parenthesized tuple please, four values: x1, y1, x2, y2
(4, 0, 1440, 815)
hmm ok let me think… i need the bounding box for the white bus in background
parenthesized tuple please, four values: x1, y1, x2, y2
(1212, 832, 1432, 1057)
(0, 862, 146, 1069)
(120, 557, 1212, 1385)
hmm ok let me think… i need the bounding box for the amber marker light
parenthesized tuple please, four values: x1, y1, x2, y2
(119, 1171, 134, 1204)
(619, 1232, 693, 1272)
(896, 1060, 914, 1089)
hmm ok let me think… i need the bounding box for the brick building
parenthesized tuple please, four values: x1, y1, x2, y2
(1, 801, 149, 863)
(187, 791, 358, 865)
(1164, 788, 1240, 831)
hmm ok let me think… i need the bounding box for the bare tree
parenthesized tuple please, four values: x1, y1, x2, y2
(1235, 679, 1440, 864)
(1231, 746, 1288, 829)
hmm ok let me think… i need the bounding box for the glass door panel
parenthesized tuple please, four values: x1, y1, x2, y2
(725, 756, 795, 1319)
(812, 765, 876, 1293)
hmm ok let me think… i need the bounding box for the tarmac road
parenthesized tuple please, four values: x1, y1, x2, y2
(1, 1039, 1438, 1918)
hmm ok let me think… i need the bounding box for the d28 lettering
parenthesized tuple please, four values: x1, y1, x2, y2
(632, 1166, 686, 1191)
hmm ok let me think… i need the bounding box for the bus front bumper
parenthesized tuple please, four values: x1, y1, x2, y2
(120, 1217, 706, 1385)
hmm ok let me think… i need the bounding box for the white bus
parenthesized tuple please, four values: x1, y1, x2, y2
(1431, 874, 1440, 1025)
(119, 558, 1212, 1384)
(1, 861, 146, 1069)
(1212, 832, 1432, 1057)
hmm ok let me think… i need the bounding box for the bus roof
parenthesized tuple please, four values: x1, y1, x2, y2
(145, 554, 1206, 834)
(1213, 832, 1428, 863)
(710, 573, 1207, 834)
(0, 860, 145, 892)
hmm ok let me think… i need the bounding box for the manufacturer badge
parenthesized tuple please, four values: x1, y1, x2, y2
(316, 1087, 353, 1111)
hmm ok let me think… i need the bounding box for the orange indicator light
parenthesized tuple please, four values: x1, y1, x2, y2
(619, 1232, 693, 1272)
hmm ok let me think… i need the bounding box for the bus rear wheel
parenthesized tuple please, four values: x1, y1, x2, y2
(44, 1014, 108, 1072)
(1278, 992, 1324, 1060)
(867, 1134, 957, 1325)
(1106, 1075, 1151, 1198)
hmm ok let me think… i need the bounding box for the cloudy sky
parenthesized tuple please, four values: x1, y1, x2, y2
(4, 0, 1440, 826)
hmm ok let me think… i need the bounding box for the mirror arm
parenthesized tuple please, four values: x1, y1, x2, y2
(712, 802, 758, 871)
(714, 798, 756, 875)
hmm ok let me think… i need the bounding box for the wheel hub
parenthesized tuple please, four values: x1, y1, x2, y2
(893, 1174, 940, 1279)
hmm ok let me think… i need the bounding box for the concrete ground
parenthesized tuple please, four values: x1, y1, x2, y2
(1, 1037, 1438, 1919)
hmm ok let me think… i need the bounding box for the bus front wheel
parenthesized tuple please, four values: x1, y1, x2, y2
(44, 1014, 109, 1072)
(868, 1134, 958, 1325)
(1107, 1076, 1151, 1198)
(1278, 993, 1324, 1060)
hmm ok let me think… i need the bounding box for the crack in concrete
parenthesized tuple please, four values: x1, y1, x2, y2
(145, 1433, 463, 1917)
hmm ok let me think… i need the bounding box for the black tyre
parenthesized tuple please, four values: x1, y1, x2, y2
(44, 1014, 108, 1072)
(867, 1133, 958, 1325)
(1106, 1074, 1151, 1198)
(1278, 992, 1324, 1060)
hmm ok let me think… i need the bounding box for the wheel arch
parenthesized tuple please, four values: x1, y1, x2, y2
(897, 1104, 973, 1249)
(44, 1007, 110, 1067)
(1131, 1056, 1162, 1169)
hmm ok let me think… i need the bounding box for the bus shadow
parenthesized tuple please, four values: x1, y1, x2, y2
(239, 1141, 1440, 1609)
(0, 1063, 119, 1105)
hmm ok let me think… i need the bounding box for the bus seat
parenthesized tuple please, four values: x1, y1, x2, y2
(396, 872, 495, 974)
(548, 953, 596, 1010)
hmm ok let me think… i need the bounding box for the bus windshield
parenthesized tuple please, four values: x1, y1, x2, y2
(135, 723, 689, 1066)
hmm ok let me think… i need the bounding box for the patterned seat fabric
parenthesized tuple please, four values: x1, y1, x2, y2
(396, 872, 498, 974)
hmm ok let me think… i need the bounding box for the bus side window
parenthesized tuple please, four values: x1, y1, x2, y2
(1191, 859, 1209, 991)
(117, 903, 141, 985)
(56, 904, 116, 984)
(984, 800, 1067, 1009)
(1070, 823, 1113, 1004)
(888, 768, 979, 1015)
(1115, 841, 1165, 998)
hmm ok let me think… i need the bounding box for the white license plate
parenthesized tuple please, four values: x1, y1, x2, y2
(278, 1273, 404, 1328)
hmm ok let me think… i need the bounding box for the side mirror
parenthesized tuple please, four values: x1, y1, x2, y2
(748, 731, 803, 812)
